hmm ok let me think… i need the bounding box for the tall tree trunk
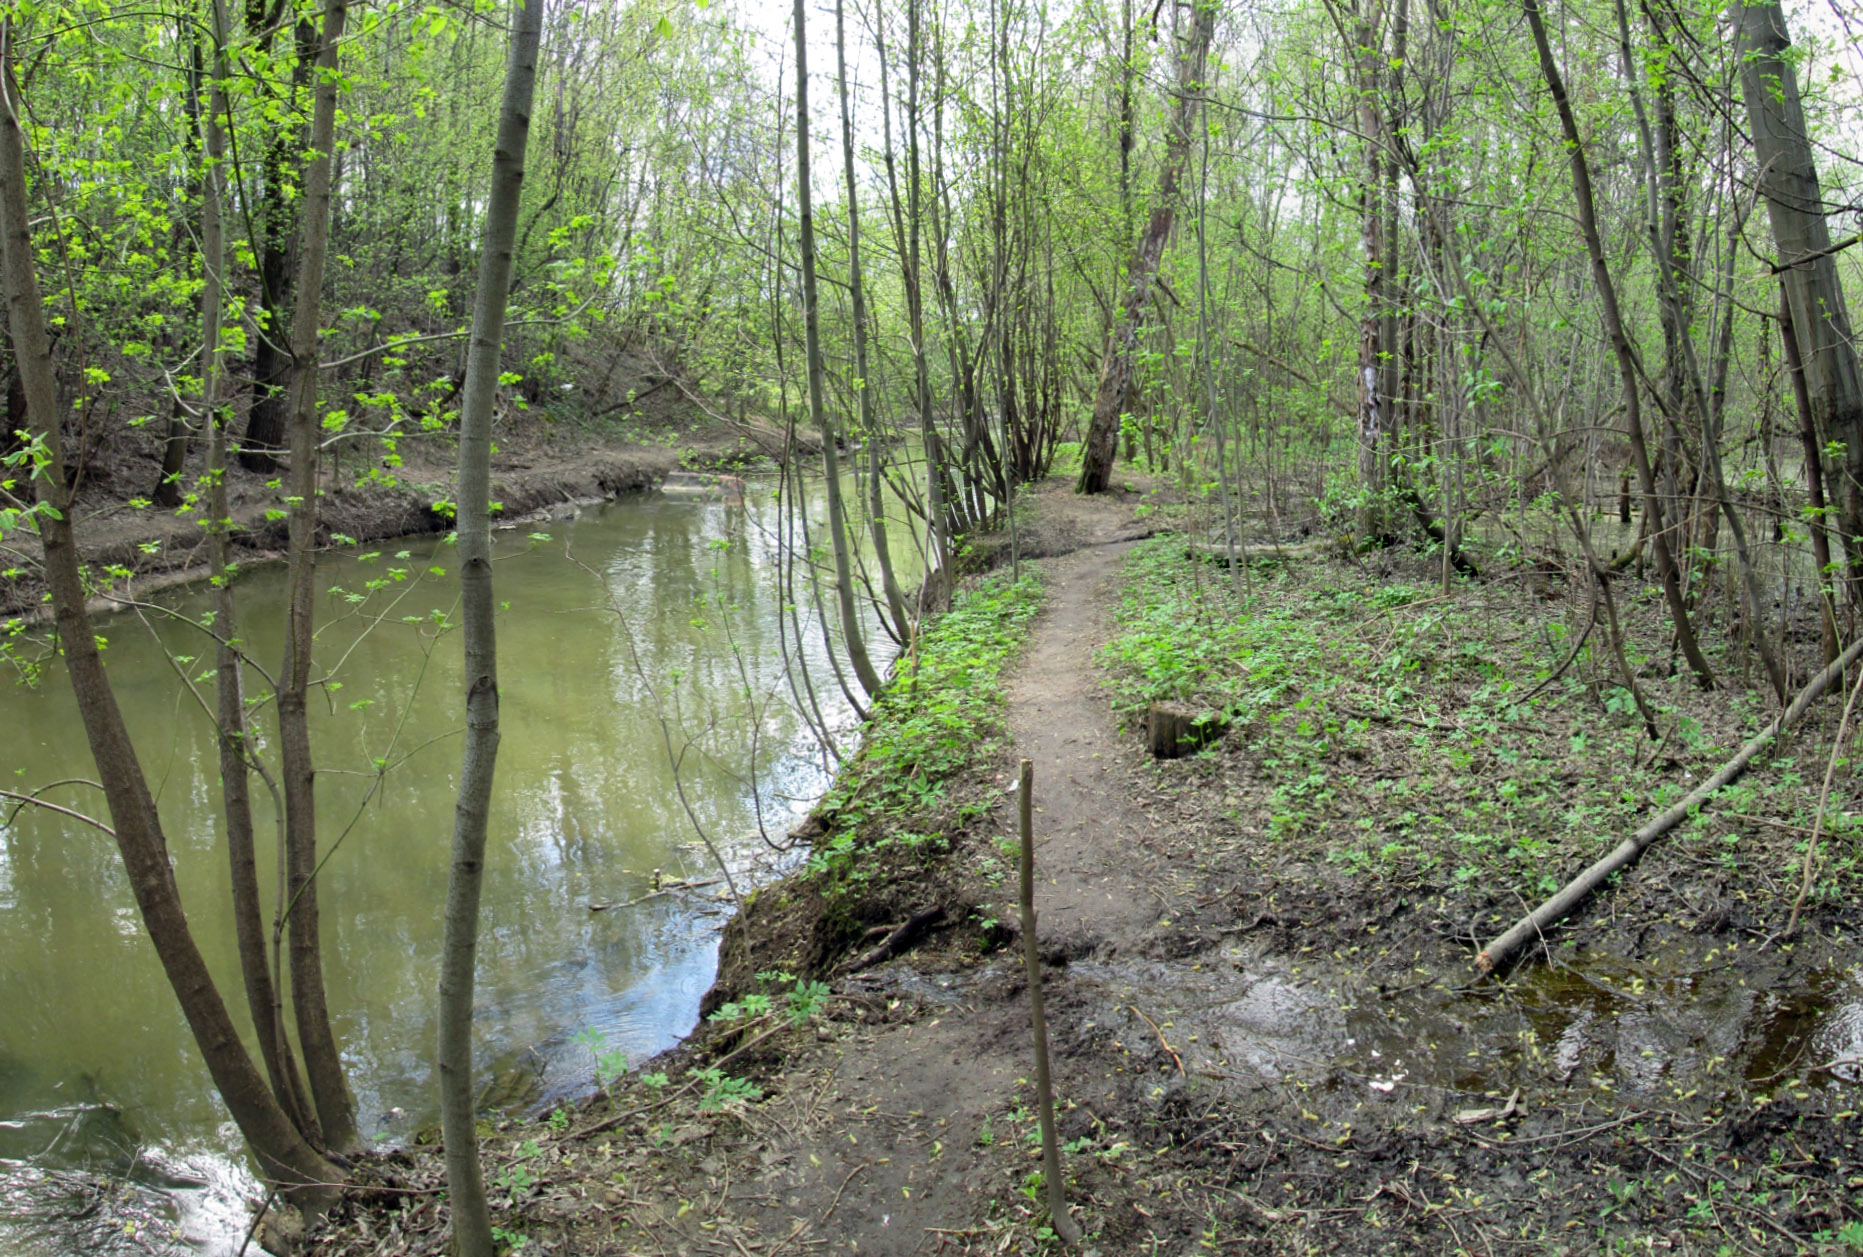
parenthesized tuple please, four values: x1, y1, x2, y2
(438, 1, 544, 1251)
(1616, 0, 1784, 700)
(198, 0, 316, 1139)
(1734, 0, 1863, 598)
(1078, 0, 1215, 495)
(1352, 0, 1388, 540)
(277, 0, 360, 1155)
(1522, 0, 1715, 688)
(836, 0, 911, 644)
(0, 18, 337, 1209)
(905, 0, 949, 595)
(795, 0, 881, 697)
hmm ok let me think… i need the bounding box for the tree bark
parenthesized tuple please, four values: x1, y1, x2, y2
(277, 0, 360, 1155)
(437, 1, 544, 1251)
(1353, 0, 1388, 541)
(795, 0, 881, 698)
(1779, 292, 1841, 670)
(0, 18, 337, 1209)
(1734, 0, 1863, 595)
(238, 8, 315, 471)
(1078, 1, 1215, 495)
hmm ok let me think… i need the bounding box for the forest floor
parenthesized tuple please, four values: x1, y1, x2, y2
(307, 477, 1863, 1257)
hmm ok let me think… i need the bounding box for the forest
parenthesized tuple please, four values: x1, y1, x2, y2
(0, 0, 1861, 1251)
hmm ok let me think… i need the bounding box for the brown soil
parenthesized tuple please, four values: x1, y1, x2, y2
(306, 481, 1863, 1257)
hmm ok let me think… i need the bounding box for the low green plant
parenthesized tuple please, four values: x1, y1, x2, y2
(806, 571, 1043, 885)
(572, 1026, 628, 1092)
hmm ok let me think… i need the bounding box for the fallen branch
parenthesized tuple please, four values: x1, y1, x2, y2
(1186, 538, 1336, 564)
(1477, 631, 1863, 974)
(843, 904, 945, 972)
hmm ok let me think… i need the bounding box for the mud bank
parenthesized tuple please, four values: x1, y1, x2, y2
(0, 436, 781, 624)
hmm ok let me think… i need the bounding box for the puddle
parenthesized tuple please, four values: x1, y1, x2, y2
(1066, 947, 1863, 1112)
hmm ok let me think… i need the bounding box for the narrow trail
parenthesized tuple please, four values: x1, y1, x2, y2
(1008, 537, 1173, 954)
(686, 493, 1178, 1253)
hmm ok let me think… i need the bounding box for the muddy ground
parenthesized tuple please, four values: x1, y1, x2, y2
(303, 479, 1863, 1257)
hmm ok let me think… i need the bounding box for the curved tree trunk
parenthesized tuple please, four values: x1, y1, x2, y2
(1078, 0, 1215, 495)
(0, 21, 337, 1210)
(836, 0, 911, 645)
(795, 0, 881, 697)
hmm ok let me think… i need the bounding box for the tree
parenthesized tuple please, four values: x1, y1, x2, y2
(435, 0, 545, 1250)
(795, 0, 882, 697)
(1734, 0, 1863, 601)
(0, 10, 339, 1210)
(1077, 0, 1214, 495)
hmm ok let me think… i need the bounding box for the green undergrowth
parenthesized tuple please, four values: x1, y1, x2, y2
(807, 567, 1045, 889)
(1102, 537, 1862, 928)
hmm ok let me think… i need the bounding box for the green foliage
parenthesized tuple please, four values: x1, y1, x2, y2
(807, 571, 1044, 883)
(572, 1027, 628, 1092)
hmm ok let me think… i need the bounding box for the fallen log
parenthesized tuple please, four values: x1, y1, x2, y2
(1477, 631, 1863, 975)
(1186, 538, 1335, 565)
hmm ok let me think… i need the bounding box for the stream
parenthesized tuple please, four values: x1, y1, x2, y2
(1, 482, 889, 1255)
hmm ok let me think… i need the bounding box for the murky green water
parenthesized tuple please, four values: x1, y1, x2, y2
(0, 483, 901, 1253)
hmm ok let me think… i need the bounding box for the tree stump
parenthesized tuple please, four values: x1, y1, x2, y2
(1145, 702, 1228, 758)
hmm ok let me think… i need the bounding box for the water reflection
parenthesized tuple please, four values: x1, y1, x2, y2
(0, 482, 898, 1251)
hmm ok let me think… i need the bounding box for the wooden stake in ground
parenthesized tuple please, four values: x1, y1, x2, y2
(1018, 758, 1080, 1246)
(1478, 632, 1863, 974)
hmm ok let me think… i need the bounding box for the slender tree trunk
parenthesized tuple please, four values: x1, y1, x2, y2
(196, 0, 316, 1139)
(1522, 0, 1715, 689)
(0, 19, 337, 1208)
(904, 0, 949, 597)
(1353, 0, 1388, 541)
(837, 0, 911, 644)
(277, 0, 360, 1155)
(1780, 292, 1842, 670)
(1734, 0, 1863, 596)
(795, 0, 881, 697)
(437, 2, 544, 1251)
(1078, 1, 1215, 495)
(1615, 0, 1783, 700)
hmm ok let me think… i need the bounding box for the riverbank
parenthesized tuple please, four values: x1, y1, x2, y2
(0, 406, 803, 624)
(303, 478, 1862, 1256)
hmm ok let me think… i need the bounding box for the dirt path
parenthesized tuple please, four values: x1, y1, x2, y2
(614, 495, 1174, 1255)
(1011, 540, 1178, 956)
